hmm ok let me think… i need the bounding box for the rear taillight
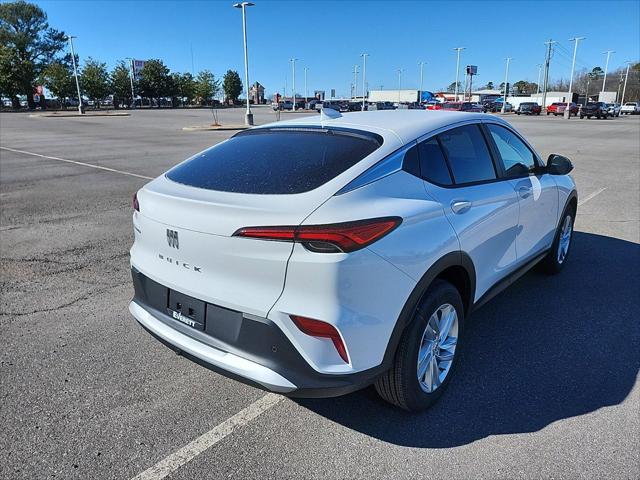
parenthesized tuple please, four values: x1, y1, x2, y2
(290, 315, 349, 363)
(132, 192, 140, 212)
(233, 217, 401, 253)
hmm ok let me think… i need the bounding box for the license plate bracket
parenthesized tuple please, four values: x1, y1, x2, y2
(167, 289, 206, 331)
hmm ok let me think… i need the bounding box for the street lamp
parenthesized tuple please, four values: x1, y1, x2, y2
(361, 53, 368, 111)
(233, 2, 255, 126)
(602, 50, 614, 93)
(397, 68, 404, 105)
(453, 47, 465, 101)
(304, 66, 308, 105)
(564, 37, 585, 119)
(418, 61, 425, 94)
(290, 58, 298, 110)
(125, 57, 136, 108)
(501, 57, 512, 114)
(67, 35, 84, 114)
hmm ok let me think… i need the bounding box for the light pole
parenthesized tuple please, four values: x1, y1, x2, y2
(621, 61, 632, 104)
(602, 50, 614, 93)
(501, 57, 512, 114)
(361, 53, 368, 111)
(290, 58, 298, 110)
(304, 66, 308, 105)
(125, 57, 136, 108)
(233, 2, 255, 126)
(453, 47, 465, 101)
(564, 37, 584, 119)
(353, 64, 359, 100)
(67, 35, 83, 114)
(418, 61, 425, 94)
(536, 63, 543, 96)
(397, 68, 404, 105)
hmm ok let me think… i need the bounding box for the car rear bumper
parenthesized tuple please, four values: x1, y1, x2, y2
(130, 268, 385, 397)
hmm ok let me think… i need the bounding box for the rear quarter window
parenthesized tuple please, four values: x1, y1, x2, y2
(166, 128, 383, 194)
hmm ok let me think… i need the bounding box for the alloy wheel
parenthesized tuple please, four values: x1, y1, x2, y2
(417, 303, 459, 393)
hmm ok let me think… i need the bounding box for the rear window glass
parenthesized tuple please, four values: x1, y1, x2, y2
(418, 138, 452, 185)
(166, 128, 382, 194)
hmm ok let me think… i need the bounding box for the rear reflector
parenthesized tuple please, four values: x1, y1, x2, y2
(290, 315, 349, 363)
(133, 192, 140, 212)
(233, 217, 401, 253)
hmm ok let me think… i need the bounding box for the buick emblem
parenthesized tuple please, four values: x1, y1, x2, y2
(166, 229, 179, 249)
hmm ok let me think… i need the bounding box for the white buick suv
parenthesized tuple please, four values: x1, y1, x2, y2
(129, 110, 577, 411)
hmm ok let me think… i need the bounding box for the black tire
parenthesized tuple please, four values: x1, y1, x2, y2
(580, 115, 584, 119)
(547, 112, 550, 115)
(540, 203, 576, 274)
(375, 280, 464, 412)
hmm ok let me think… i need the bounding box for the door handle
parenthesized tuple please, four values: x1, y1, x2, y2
(451, 200, 472, 214)
(517, 186, 532, 198)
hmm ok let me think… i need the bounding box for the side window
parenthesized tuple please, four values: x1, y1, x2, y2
(417, 138, 452, 185)
(487, 124, 536, 177)
(437, 125, 496, 184)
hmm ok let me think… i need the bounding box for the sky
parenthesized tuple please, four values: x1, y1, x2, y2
(35, 0, 640, 98)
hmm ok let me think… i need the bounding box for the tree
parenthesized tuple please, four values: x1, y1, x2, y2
(39, 61, 74, 107)
(176, 72, 197, 106)
(223, 69, 242, 103)
(512, 80, 537, 94)
(137, 59, 171, 107)
(111, 61, 133, 109)
(195, 70, 219, 105)
(446, 81, 461, 93)
(0, 1, 67, 108)
(80, 57, 110, 108)
(481, 81, 494, 90)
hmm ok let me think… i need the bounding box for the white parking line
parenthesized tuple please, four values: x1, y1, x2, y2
(0, 146, 153, 180)
(578, 187, 606, 206)
(130, 393, 283, 480)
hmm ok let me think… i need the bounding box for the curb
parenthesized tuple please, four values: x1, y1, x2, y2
(182, 124, 251, 131)
(30, 112, 130, 118)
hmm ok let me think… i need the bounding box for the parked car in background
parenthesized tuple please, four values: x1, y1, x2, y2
(606, 103, 621, 117)
(442, 102, 483, 112)
(272, 101, 294, 111)
(129, 110, 577, 411)
(620, 102, 640, 115)
(547, 102, 578, 116)
(322, 100, 350, 112)
(516, 102, 541, 115)
(580, 102, 608, 119)
(306, 99, 322, 110)
(407, 102, 425, 109)
(484, 101, 513, 113)
(368, 101, 396, 111)
(426, 102, 443, 110)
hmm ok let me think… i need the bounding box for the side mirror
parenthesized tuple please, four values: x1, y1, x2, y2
(547, 154, 574, 175)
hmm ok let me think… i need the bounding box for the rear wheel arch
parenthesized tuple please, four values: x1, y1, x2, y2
(380, 251, 475, 369)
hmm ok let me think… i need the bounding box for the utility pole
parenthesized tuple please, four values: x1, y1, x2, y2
(397, 68, 404, 105)
(536, 63, 543, 96)
(418, 61, 425, 94)
(621, 61, 632, 104)
(585, 75, 591, 105)
(353, 64, 359, 100)
(67, 35, 84, 114)
(290, 58, 298, 110)
(501, 57, 512, 114)
(233, 2, 255, 125)
(564, 36, 584, 119)
(361, 53, 368, 111)
(616, 72, 624, 102)
(542, 39, 556, 112)
(602, 50, 614, 93)
(453, 47, 465, 101)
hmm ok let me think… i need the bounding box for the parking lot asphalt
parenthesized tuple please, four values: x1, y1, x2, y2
(1, 107, 639, 479)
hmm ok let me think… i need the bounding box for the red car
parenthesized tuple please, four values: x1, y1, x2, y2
(441, 102, 483, 112)
(546, 102, 578, 116)
(426, 102, 443, 110)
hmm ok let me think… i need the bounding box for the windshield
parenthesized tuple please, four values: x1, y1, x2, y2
(166, 127, 383, 194)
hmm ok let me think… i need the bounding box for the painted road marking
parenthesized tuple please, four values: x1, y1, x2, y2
(578, 187, 606, 206)
(0, 146, 153, 180)
(130, 393, 283, 480)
